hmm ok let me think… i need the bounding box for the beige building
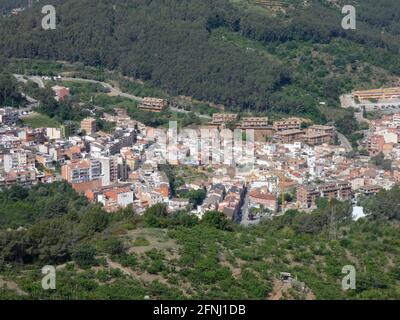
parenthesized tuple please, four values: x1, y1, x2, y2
(273, 117, 302, 131)
(275, 129, 305, 143)
(80, 117, 97, 136)
(212, 113, 238, 125)
(138, 98, 167, 112)
(240, 117, 269, 129)
(353, 87, 400, 103)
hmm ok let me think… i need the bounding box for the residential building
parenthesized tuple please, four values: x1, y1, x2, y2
(0, 108, 19, 125)
(98, 156, 118, 186)
(248, 187, 277, 212)
(52, 85, 70, 101)
(80, 117, 97, 136)
(239, 117, 269, 129)
(275, 129, 305, 144)
(353, 87, 400, 103)
(3, 149, 35, 173)
(212, 113, 238, 125)
(138, 97, 167, 112)
(273, 117, 302, 131)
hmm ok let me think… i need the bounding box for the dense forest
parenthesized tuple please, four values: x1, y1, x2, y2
(0, 0, 27, 14)
(0, 56, 24, 106)
(0, 0, 400, 120)
(0, 182, 399, 299)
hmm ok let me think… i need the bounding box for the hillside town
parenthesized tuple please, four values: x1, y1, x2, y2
(1, 87, 400, 225)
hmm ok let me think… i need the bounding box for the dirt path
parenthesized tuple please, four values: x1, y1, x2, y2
(0, 277, 28, 296)
(268, 279, 316, 300)
(105, 256, 168, 284)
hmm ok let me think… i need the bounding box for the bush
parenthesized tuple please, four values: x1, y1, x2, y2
(202, 211, 233, 231)
(81, 207, 110, 233)
(103, 238, 126, 257)
(72, 245, 97, 268)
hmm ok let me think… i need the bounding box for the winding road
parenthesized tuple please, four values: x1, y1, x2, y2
(337, 132, 353, 153)
(14, 74, 144, 103)
(14, 74, 214, 119)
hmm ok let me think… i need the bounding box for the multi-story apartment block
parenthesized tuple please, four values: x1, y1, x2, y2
(275, 129, 305, 144)
(273, 117, 302, 131)
(307, 125, 336, 136)
(0, 168, 37, 188)
(3, 149, 35, 173)
(0, 108, 19, 125)
(297, 181, 353, 209)
(0, 135, 22, 150)
(239, 117, 270, 129)
(35, 153, 54, 168)
(46, 127, 63, 140)
(353, 87, 400, 103)
(305, 133, 334, 146)
(138, 97, 167, 112)
(98, 156, 119, 186)
(297, 185, 320, 209)
(212, 113, 238, 125)
(319, 181, 352, 201)
(392, 113, 400, 125)
(367, 135, 385, 155)
(80, 117, 97, 136)
(61, 159, 101, 184)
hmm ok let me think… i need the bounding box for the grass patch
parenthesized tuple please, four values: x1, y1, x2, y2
(22, 113, 61, 129)
(133, 237, 150, 247)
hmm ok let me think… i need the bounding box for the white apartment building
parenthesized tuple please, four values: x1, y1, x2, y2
(98, 156, 118, 186)
(3, 149, 35, 173)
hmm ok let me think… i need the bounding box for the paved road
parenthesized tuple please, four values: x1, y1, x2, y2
(14, 74, 45, 88)
(169, 106, 211, 120)
(239, 188, 262, 226)
(354, 111, 369, 124)
(15, 74, 144, 103)
(61, 77, 144, 103)
(13, 75, 40, 111)
(30, 76, 45, 89)
(337, 132, 353, 153)
(16, 74, 216, 120)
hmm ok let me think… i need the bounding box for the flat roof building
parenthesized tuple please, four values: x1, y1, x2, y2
(240, 117, 269, 129)
(275, 129, 305, 144)
(273, 117, 302, 131)
(212, 113, 238, 125)
(138, 98, 167, 112)
(353, 87, 400, 103)
(81, 117, 97, 136)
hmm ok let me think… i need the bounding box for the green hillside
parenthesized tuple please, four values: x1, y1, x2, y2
(0, 183, 399, 300)
(0, 0, 400, 121)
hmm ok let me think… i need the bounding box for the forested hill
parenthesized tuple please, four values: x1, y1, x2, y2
(0, 1, 27, 14)
(1, 0, 400, 118)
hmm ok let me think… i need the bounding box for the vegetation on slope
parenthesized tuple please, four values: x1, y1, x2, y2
(0, 183, 399, 300)
(1, 0, 400, 122)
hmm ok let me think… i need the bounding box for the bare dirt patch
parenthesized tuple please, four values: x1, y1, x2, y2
(0, 276, 28, 296)
(124, 228, 180, 258)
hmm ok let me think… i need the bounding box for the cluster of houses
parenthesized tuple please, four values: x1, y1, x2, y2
(1, 101, 400, 221)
